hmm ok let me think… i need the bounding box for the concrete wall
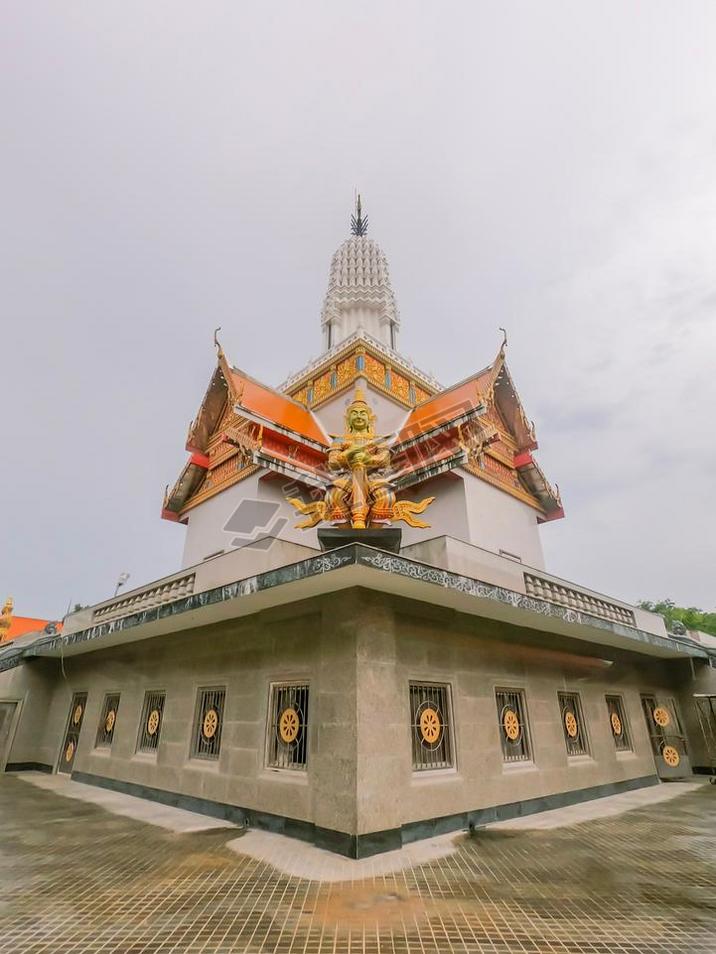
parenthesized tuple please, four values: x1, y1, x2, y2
(3, 590, 700, 852)
(49, 601, 358, 838)
(0, 660, 69, 770)
(358, 597, 674, 835)
(676, 659, 716, 771)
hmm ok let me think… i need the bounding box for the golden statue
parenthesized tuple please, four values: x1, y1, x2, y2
(0, 597, 13, 643)
(289, 388, 434, 530)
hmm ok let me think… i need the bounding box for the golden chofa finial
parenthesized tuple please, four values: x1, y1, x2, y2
(213, 326, 224, 360)
(0, 597, 13, 642)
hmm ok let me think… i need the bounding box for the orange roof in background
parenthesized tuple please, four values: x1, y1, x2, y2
(228, 367, 329, 447)
(396, 367, 492, 442)
(1, 616, 62, 643)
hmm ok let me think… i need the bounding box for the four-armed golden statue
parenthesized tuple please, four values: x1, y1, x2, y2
(289, 388, 434, 530)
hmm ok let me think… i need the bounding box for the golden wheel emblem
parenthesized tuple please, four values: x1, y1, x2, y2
(72, 704, 83, 726)
(279, 707, 300, 744)
(202, 708, 219, 740)
(610, 712, 622, 736)
(564, 711, 578, 739)
(419, 706, 442, 745)
(662, 744, 680, 767)
(64, 740, 75, 762)
(503, 708, 521, 742)
(147, 708, 160, 736)
(104, 709, 116, 734)
(653, 707, 671, 727)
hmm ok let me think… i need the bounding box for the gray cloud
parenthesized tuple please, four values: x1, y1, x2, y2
(2, 2, 715, 616)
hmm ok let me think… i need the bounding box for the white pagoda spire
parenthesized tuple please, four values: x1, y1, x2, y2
(320, 196, 400, 352)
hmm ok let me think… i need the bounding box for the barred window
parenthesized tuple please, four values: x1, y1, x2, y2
(558, 691, 589, 756)
(191, 687, 225, 760)
(95, 693, 120, 748)
(136, 691, 165, 753)
(495, 688, 531, 762)
(267, 684, 309, 770)
(606, 695, 632, 751)
(409, 682, 454, 770)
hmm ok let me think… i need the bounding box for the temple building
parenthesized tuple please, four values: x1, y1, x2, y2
(1, 200, 714, 857)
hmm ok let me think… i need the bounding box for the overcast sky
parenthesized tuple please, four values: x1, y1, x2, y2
(2, 3, 715, 619)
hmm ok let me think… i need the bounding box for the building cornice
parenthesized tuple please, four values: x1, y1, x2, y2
(9, 545, 705, 673)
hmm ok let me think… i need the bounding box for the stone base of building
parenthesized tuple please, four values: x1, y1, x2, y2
(70, 770, 659, 857)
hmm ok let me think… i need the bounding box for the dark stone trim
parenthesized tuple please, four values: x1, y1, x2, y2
(6, 544, 700, 676)
(72, 771, 356, 857)
(72, 770, 660, 858)
(5, 762, 53, 774)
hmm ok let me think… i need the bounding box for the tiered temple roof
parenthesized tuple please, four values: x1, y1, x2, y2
(163, 202, 563, 525)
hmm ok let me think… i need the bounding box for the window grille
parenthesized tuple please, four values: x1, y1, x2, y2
(267, 684, 309, 770)
(640, 694, 687, 760)
(558, 691, 589, 756)
(495, 688, 531, 762)
(191, 687, 225, 760)
(136, 691, 165, 753)
(605, 695, 632, 751)
(95, 693, 120, 748)
(409, 682, 454, 771)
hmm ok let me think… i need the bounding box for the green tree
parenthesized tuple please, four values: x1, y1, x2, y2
(638, 599, 716, 637)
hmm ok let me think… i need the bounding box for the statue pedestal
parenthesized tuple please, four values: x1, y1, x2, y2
(318, 527, 402, 554)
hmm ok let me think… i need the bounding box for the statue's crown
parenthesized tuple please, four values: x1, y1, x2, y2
(349, 386, 368, 409)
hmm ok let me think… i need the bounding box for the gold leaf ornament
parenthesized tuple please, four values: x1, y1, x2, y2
(202, 708, 219, 740)
(279, 707, 300, 743)
(662, 744, 680, 767)
(147, 709, 160, 736)
(419, 706, 442, 744)
(503, 708, 521, 742)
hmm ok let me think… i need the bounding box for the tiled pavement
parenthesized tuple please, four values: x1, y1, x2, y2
(0, 775, 714, 953)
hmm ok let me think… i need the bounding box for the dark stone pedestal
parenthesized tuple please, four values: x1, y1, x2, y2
(318, 527, 402, 553)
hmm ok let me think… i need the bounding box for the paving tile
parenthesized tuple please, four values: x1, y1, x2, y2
(0, 776, 714, 952)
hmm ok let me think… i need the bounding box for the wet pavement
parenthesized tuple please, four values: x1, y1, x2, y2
(0, 774, 714, 953)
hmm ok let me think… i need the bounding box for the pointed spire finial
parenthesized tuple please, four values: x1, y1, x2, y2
(350, 192, 369, 236)
(213, 326, 224, 360)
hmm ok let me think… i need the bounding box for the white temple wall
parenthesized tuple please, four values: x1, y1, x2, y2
(181, 471, 320, 569)
(398, 475, 471, 549)
(312, 379, 409, 438)
(463, 471, 546, 568)
(399, 471, 545, 568)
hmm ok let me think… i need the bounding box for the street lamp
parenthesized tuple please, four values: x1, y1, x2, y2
(114, 572, 130, 597)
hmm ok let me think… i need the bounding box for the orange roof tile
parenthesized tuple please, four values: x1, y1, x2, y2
(228, 367, 329, 447)
(396, 367, 492, 443)
(1, 616, 61, 643)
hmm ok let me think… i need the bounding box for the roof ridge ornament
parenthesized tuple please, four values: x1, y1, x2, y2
(213, 326, 224, 360)
(350, 193, 369, 236)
